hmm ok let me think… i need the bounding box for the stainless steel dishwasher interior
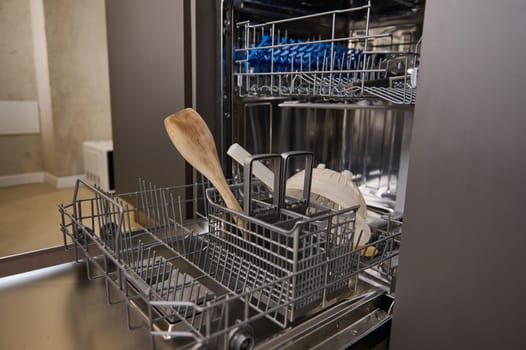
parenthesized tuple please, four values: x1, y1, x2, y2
(223, 0, 423, 215)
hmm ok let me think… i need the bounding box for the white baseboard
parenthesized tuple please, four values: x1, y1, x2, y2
(0, 172, 45, 187)
(44, 173, 84, 189)
(0, 172, 85, 189)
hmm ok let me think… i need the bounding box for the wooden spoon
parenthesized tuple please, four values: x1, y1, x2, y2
(164, 108, 245, 235)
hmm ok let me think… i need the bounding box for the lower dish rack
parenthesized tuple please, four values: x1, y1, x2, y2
(59, 177, 401, 350)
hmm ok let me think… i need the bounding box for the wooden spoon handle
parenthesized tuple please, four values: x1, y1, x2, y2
(164, 108, 246, 237)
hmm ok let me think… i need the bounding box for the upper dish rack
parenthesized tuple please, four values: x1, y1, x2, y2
(233, 1, 419, 104)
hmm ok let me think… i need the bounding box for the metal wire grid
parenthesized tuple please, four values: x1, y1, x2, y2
(233, 1, 419, 104)
(204, 183, 399, 323)
(60, 178, 400, 349)
(60, 179, 231, 348)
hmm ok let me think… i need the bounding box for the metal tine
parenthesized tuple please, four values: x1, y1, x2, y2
(255, 269, 269, 309)
(158, 260, 169, 295)
(139, 243, 146, 278)
(186, 230, 196, 262)
(196, 292, 208, 332)
(171, 268, 181, 301)
(153, 186, 164, 234)
(162, 264, 174, 300)
(200, 181, 208, 219)
(91, 192, 99, 234)
(381, 234, 392, 260)
(153, 257, 165, 291)
(226, 253, 238, 286)
(221, 251, 234, 286)
(146, 249, 155, 283)
(242, 258, 251, 292)
(193, 231, 203, 261)
(166, 266, 176, 300)
(86, 197, 95, 243)
(164, 192, 176, 247)
(279, 279, 289, 317)
(204, 297, 213, 337)
(218, 250, 228, 285)
(150, 182, 160, 230)
(193, 283, 202, 305)
(143, 180, 153, 225)
(103, 196, 113, 247)
(232, 256, 244, 292)
(156, 189, 167, 242)
(123, 203, 134, 265)
(195, 233, 207, 267)
(95, 192, 104, 241)
(168, 193, 179, 250)
(148, 254, 161, 287)
(140, 245, 148, 279)
(213, 245, 222, 280)
(128, 226, 137, 269)
(135, 241, 143, 273)
(177, 194, 187, 252)
(188, 228, 198, 255)
(178, 273, 188, 304)
(158, 189, 171, 242)
(214, 297, 226, 329)
(110, 200, 120, 251)
(203, 239, 217, 276)
(189, 295, 198, 328)
(163, 189, 173, 243)
(132, 241, 143, 274)
(150, 255, 159, 288)
(386, 238, 394, 276)
(250, 262, 262, 291)
(113, 199, 125, 260)
(355, 229, 364, 253)
(138, 178, 147, 223)
(143, 181, 154, 229)
(201, 238, 212, 275)
(156, 259, 167, 293)
(264, 280, 277, 313)
(184, 280, 196, 319)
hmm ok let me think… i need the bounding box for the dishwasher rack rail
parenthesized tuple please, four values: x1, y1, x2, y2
(59, 178, 401, 350)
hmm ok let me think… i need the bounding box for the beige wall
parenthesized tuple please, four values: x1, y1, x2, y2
(44, 0, 112, 177)
(0, 0, 42, 175)
(0, 0, 112, 179)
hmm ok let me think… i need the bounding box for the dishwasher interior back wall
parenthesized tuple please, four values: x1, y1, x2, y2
(237, 103, 410, 195)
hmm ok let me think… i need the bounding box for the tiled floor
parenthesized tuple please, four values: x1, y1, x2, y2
(0, 183, 83, 257)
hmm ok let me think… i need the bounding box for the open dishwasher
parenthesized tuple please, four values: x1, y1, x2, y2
(59, 1, 422, 348)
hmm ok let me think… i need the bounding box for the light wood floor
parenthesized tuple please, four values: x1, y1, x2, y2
(0, 183, 83, 257)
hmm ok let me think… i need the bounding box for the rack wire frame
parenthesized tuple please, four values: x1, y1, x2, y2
(233, 1, 419, 104)
(59, 178, 401, 349)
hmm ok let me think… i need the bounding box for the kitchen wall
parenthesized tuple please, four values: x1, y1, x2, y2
(0, 0, 41, 175)
(0, 0, 112, 182)
(44, 0, 112, 177)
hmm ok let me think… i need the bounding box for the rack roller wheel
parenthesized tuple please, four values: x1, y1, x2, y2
(73, 225, 93, 245)
(100, 222, 118, 245)
(229, 324, 255, 350)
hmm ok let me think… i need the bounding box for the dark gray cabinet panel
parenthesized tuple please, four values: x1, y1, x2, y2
(390, 1, 526, 349)
(105, 0, 187, 193)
